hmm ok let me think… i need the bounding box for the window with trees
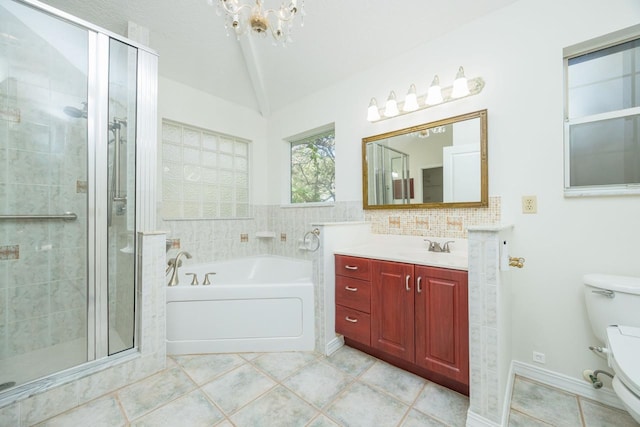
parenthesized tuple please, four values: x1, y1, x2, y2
(290, 128, 335, 203)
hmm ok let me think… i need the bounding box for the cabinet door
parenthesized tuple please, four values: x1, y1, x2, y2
(414, 266, 469, 385)
(371, 260, 415, 362)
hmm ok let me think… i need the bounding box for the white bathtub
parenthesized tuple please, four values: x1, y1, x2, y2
(166, 255, 315, 355)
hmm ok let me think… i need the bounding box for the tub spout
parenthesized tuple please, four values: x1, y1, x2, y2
(167, 251, 192, 286)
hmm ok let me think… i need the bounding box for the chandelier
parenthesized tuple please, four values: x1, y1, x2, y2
(212, 0, 305, 45)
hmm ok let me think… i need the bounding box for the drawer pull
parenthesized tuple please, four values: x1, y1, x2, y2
(344, 265, 359, 270)
(405, 275, 411, 291)
(345, 316, 358, 323)
(417, 276, 422, 293)
(345, 286, 358, 292)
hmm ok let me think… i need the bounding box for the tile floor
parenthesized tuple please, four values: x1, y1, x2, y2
(36, 346, 469, 427)
(508, 376, 638, 427)
(34, 347, 638, 427)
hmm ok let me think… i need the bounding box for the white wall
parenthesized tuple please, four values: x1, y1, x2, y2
(157, 77, 269, 204)
(267, 0, 640, 383)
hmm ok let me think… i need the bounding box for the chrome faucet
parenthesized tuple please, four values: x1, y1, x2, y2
(167, 251, 192, 286)
(424, 239, 454, 253)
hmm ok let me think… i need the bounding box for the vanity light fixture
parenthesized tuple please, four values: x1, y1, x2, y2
(425, 75, 443, 105)
(210, 0, 304, 45)
(366, 66, 485, 122)
(384, 91, 399, 117)
(367, 98, 381, 122)
(451, 66, 470, 98)
(403, 84, 419, 112)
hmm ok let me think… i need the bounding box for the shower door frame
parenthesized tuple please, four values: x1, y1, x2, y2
(0, 0, 159, 406)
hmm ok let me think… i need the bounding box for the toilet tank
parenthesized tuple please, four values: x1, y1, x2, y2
(583, 274, 640, 343)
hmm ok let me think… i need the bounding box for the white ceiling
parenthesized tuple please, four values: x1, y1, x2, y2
(34, 0, 518, 116)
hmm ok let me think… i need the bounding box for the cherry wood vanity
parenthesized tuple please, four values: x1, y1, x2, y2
(335, 254, 469, 395)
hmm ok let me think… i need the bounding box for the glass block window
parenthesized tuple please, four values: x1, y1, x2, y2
(564, 36, 640, 195)
(290, 128, 336, 203)
(162, 120, 250, 218)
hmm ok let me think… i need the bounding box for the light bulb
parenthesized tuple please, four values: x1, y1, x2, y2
(425, 75, 443, 105)
(403, 84, 419, 112)
(367, 98, 381, 122)
(384, 91, 399, 117)
(452, 66, 470, 98)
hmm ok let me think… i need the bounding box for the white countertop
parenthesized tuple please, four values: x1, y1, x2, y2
(334, 235, 468, 271)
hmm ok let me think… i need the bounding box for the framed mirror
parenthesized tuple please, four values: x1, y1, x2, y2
(362, 109, 487, 209)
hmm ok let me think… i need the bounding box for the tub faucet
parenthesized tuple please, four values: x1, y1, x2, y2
(167, 251, 192, 286)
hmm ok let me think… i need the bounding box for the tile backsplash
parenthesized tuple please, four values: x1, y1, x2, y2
(159, 196, 501, 262)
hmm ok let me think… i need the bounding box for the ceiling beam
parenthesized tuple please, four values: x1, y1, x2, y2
(238, 35, 271, 117)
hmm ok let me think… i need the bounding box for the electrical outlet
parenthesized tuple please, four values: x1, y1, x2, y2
(522, 195, 537, 214)
(533, 351, 546, 364)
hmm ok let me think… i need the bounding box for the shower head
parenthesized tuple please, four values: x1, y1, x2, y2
(63, 102, 87, 119)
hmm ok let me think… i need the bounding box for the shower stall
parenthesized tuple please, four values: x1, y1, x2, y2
(367, 141, 411, 205)
(0, 0, 156, 395)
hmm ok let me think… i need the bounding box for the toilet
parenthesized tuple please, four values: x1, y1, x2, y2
(583, 274, 640, 423)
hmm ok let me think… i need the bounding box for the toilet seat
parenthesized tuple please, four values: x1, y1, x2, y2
(606, 325, 640, 397)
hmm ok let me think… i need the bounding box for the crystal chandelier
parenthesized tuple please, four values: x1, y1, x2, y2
(212, 0, 305, 45)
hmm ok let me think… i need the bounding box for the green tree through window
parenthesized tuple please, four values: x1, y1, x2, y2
(290, 129, 335, 203)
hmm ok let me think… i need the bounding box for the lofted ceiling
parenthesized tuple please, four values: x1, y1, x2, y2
(34, 0, 518, 116)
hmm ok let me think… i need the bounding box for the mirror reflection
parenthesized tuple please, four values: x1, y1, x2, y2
(363, 110, 487, 209)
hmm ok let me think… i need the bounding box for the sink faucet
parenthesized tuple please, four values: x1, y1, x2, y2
(424, 239, 454, 253)
(167, 251, 192, 286)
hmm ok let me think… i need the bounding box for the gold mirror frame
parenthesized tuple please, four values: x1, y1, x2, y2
(362, 109, 488, 210)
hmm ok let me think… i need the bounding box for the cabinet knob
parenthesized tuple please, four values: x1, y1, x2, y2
(345, 316, 358, 323)
(345, 286, 358, 292)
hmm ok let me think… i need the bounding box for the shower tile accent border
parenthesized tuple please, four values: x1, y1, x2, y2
(0, 245, 19, 261)
(0, 232, 167, 426)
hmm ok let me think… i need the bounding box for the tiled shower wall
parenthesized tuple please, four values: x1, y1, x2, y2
(0, 73, 88, 362)
(159, 197, 501, 262)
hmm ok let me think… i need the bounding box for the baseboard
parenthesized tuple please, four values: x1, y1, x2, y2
(512, 361, 624, 410)
(466, 410, 501, 427)
(325, 335, 344, 356)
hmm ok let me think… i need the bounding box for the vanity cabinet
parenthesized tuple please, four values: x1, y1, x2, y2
(335, 256, 371, 346)
(336, 255, 469, 394)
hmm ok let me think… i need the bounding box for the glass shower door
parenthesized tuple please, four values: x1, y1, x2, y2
(0, 0, 89, 387)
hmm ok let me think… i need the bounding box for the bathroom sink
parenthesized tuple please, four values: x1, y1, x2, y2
(392, 249, 468, 270)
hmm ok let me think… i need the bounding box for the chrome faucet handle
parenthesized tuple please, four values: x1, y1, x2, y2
(424, 239, 442, 252)
(442, 241, 454, 253)
(186, 273, 199, 286)
(203, 272, 216, 286)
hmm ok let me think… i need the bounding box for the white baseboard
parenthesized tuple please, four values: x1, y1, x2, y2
(466, 410, 501, 427)
(325, 336, 344, 356)
(512, 361, 624, 410)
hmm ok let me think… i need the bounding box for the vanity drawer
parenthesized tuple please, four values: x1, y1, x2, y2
(335, 255, 371, 281)
(336, 276, 371, 313)
(336, 305, 370, 346)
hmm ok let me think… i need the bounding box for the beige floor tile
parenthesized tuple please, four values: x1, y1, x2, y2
(360, 360, 426, 404)
(413, 382, 469, 427)
(326, 381, 409, 427)
(201, 363, 276, 415)
(229, 385, 317, 427)
(130, 390, 223, 427)
(284, 359, 353, 409)
(510, 377, 582, 427)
